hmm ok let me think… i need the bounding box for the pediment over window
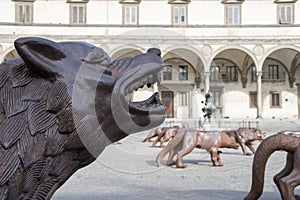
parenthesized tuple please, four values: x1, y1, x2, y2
(222, 0, 244, 4)
(66, 0, 89, 3)
(274, 0, 297, 3)
(119, 0, 141, 4)
(12, 0, 36, 2)
(169, 0, 190, 4)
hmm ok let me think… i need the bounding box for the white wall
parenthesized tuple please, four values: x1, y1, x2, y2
(242, 1, 277, 25)
(139, 1, 170, 25)
(1, 1, 15, 22)
(189, 1, 224, 25)
(34, 1, 69, 24)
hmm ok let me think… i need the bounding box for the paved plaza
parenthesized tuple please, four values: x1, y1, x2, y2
(52, 119, 300, 200)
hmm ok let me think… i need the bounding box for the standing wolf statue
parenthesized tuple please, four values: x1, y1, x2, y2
(0, 37, 166, 199)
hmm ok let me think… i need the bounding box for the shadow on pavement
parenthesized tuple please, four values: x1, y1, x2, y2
(53, 188, 281, 200)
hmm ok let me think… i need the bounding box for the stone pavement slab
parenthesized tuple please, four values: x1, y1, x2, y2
(52, 119, 300, 200)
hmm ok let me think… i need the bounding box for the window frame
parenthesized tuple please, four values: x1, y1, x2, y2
(178, 92, 188, 106)
(123, 4, 139, 25)
(69, 3, 87, 24)
(163, 65, 173, 81)
(270, 91, 281, 108)
(211, 90, 220, 107)
(268, 65, 279, 80)
(225, 4, 241, 25)
(277, 3, 294, 24)
(171, 4, 188, 25)
(226, 66, 238, 81)
(178, 65, 188, 81)
(251, 65, 257, 81)
(210, 65, 220, 81)
(249, 91, 257, 108)
(15, 2, 33, 23)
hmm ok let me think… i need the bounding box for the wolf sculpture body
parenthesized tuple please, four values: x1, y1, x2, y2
(143, 126, 179, 147)
(235, 128, 264, 155)
(156, 129, 239, 168)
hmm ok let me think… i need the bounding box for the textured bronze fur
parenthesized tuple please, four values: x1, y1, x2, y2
(0, 37, 165, 199)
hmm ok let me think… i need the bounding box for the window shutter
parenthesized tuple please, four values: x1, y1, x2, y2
(180, 7, 186, 23)
(25, 5, 30, 23)
(72, 6, 78, 23)
(78, 6, 84, 23)
(227, 6, 233, 24)
(131, 7, 136, 24)
(174, 7, 179, 24)
(18, 5, 24, 22)
(286, 6, 291, 23)
(233, 6, 239, 24)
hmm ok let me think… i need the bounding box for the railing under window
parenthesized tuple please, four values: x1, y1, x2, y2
(262, 71, 286, 81)
(221, 74, 238, 82)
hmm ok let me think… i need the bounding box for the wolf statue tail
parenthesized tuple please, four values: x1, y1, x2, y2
(244, 131, 300, 200)
(155, 129, 186, 166)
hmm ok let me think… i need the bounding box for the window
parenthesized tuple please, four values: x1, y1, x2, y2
(251, 65, 257, 81)
(178, 65, 188, 80)
(249, 92, 257, 108)
(268, 65, 279, 80)
(270, 91, 281, 108)
(163, 65, 172, 80)
(70, 4, 86, 24)
(172, 5, 187, 25)
(210, 89, 221, 107)
(278, 4, 293, 24)
(15, 3, 33, 23)
(226, 66, 238, 81)
(225, 5, 240, 25)
(210, 65, 220, 81)
(178, 92, 188, 106)
(124, 5, 138, 25)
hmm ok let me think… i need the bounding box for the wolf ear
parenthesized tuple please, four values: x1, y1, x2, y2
(14, 37, 66, 79)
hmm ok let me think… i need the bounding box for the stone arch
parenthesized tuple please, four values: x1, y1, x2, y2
(259, 45, 300, 66)
(210, 46, 258, 88)
(209, 45, 259, 72)
(162, 47, 205, 88)
(162, 45, 205, 71)
(261, 46, 300, 88)
(110, 45, 145, 60)
(0, 45, 18, 62)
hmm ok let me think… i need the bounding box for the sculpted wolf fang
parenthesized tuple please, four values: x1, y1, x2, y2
(0, 37, 166, 199)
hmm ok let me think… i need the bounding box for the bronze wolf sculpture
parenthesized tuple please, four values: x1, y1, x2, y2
(151, 126, 179, 147)
(245, 131, 300, 200)
(143, 126, 179, 147)
(235, 127, 264, 155)
(156, 128, 239, 168)
(0, 37, 166, 199)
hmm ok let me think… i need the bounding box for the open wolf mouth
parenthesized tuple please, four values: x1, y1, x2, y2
(122, 63, 165, 116)
(112, 61, 166, 131)
(125, 68, 164, 115)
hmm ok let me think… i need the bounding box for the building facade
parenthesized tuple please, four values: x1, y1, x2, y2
(1, 0, 300, 121)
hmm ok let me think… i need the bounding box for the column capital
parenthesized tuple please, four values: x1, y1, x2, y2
(256, 71, 263, 76)
(204, 72, 211, 77)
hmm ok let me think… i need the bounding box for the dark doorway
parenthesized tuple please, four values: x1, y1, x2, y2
(162, 91, 174, 118)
